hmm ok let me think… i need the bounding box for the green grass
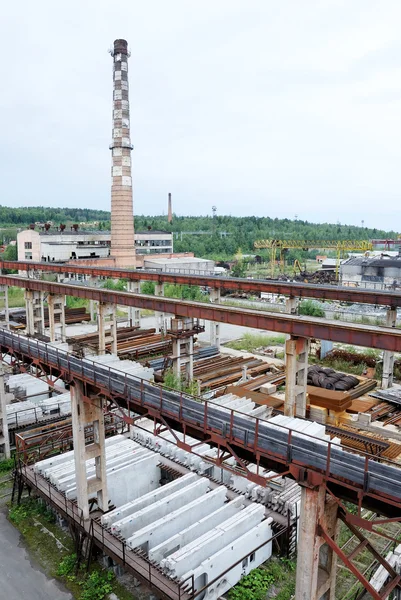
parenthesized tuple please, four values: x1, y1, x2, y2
(0, 457, 14, 473)
(8, 497, 136, 600)
(229, 558, 296, 600)
(66, 296, 89, 309)
(226, 333, 286, 352)
(0, 286, 25, 308)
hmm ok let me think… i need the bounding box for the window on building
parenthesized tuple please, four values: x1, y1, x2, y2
(24, 242, 32, 249)
(25, 252, 32, 260)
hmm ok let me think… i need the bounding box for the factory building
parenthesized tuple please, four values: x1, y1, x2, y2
(17, 227, 174, 263)
(340, 252, 401, 289)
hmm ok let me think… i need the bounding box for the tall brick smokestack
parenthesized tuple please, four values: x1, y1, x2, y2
(109, 39, 136, 267)
(167, 192, 172, 223)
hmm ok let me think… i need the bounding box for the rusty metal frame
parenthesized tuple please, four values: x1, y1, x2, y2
(2, 274, 401, 350)
(4, 332, 401, 516)
(318, 522, 400, 600)
(6, 259, 401, 308)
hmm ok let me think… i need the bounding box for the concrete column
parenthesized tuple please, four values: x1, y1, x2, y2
(185, 337, 194, 383)
(48, 294, 66, 343)
(127, 280, 141, 327)
(155, 283, 165, 332)
(71, 382, 108, 519)
(285, 296, 298, 314)
(25, 290, 45, 336)
(0, 367, 10, 459)
(98, 303, 117, 355)
(48, 295, 56, 342)
(0, 285, 9, 330)
(285, 336, 310, 417)
(295, 486, 339, 600)
(24, 290, 35, 336)
(172, 338, 181, 378)
(60, 297, 66, 342)
(71, 381, 90, 520)
(209, 287, 221, 349)
(89, 299, 96, 323)
(382, 307, 397, 389)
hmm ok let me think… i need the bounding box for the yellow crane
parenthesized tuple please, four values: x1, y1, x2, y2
(253, 239, 373, 278)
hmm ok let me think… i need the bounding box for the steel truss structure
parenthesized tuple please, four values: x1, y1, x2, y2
(4, 259, 401, 307)
(1, 274, 401, 350)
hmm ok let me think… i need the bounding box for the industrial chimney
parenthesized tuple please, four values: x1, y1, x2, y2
(109, 39, 136, 268)
(167, 192, 172, 224)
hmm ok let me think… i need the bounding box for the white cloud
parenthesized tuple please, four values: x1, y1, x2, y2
(0, 0, 400, 229)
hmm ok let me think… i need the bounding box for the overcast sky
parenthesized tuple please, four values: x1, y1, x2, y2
(1, 1, 400, 228)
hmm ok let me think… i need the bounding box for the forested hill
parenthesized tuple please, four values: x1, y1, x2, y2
(0, 206, 398, 259)
(0, 206, 110, 225)
(135, 215, 398, 259)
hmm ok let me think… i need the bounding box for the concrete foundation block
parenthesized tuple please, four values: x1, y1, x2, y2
(260, 384, 277, 395)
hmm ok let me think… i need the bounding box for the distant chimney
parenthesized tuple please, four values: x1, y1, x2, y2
(167, 193, 172, 223)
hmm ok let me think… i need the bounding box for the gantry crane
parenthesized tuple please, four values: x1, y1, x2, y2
(253, 239, 373, 278)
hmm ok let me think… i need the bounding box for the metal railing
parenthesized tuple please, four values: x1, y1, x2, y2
(4, 330, 401, 512)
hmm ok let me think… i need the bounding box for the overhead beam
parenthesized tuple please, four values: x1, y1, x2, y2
(5, 260, 401, 308)
(2, 274, 401, 351)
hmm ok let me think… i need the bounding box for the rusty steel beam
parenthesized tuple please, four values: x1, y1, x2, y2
(5, 260, 401, 308)
(2, 274, 401, 351)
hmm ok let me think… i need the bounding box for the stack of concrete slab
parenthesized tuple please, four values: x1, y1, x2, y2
(5, 373, 52, 402)
(84, 354, 154, 382)
(131, 417, 302, 519)
(6, 392, 71, 428)
(267, 415, 341, 445)
(34, 435, 160, 507)
(210, 393, 272, 419)
(102, 473, 273, 600)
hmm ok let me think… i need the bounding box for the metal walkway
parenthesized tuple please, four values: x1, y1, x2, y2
(2, 329, 401, 517)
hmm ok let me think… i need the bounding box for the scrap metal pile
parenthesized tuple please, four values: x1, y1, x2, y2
(307, 365, 360, 391)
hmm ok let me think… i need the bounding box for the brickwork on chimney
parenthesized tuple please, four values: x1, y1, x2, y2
(110, 39, 136, 267)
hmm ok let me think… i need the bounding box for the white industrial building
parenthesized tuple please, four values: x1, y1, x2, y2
(17, 227, 174, 263)
(340, 253, 401, 289)
(143, 256, 215, 275)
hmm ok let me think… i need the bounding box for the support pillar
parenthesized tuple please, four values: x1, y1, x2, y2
(47, 294, 66, 342)
(0, 367, 10, 459)
(71, 381, 108, 520)
(285, 296, 298, 315)
(185, 336, 194, 383)
(0, 285, 9, 330)
(98, 303, 117, 355)
(127, 281, 141, 328)
(89, 299, 95, 323)
(382, 307, 397, 389)
(154, 283, 165, 332)
(24, 290, 44, 336)
(295, 486, 339, 600)
(209, 288, 221, 349)
(285, 336, 310, 417)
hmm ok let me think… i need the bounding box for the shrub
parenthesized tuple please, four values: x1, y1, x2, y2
(298, 300, 325, 317)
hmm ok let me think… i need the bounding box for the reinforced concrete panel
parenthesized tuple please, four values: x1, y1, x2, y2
(126, 487, 227, 552)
